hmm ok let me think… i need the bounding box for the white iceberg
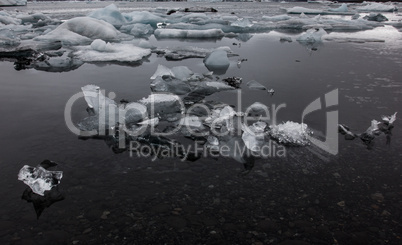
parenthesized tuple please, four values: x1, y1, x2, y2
(18, 165, 63, 196)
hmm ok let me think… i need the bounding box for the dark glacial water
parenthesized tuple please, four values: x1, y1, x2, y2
(0, 1, 401, 244)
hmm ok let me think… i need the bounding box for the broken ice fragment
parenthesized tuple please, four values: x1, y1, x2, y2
(242, 121, 267, 152)
(207, 135, 219, 146)
(363, 13, 388, 22)
(222, 77, 242, 88)
(381, 112, 397, 125)
(247, 80, 274, 94)
(18, 165, 63, 196)
(150, 64, 175, 79)
(338, 124, 357, 140)
(247, 102, 269, 117)
(296, 28, 327, 44)
(269, 121, 312, 146)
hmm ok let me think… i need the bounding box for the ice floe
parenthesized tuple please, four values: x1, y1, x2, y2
(74, 39, 151, 62)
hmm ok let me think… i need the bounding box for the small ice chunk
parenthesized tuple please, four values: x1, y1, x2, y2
(247, 80, 266, 90)
(90, 39, 114, 52)
(150, 64, 175, 79)
(328, 3, 349, 13)
(280, 36, 292, 42)
(262, 15, 292, 22)
(363, 13, 388, 22)
(381, 112, 397, 125)
(247, 102, 269, 117)
(203, 49, 230, 72)
(242, 121, 267, 151)
(231, 18, 253, 28)
(207, 135, 219, 146)
(269, 121, 312, 146)
(364, 120, 381, 136)
(296, 27, 327, 43)
(18, 165, 63, 196)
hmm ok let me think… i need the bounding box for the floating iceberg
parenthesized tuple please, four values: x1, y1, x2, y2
(356, 3, 397, 13)
(269, 121, 312, 146)
(296, 27, 327, 43)
(363, 13, 388, 22)
(203, 49, 230, 72)
(18, 165, 63, 196)
(34, 17, 119, 45)
(74, 39, 151, 62)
